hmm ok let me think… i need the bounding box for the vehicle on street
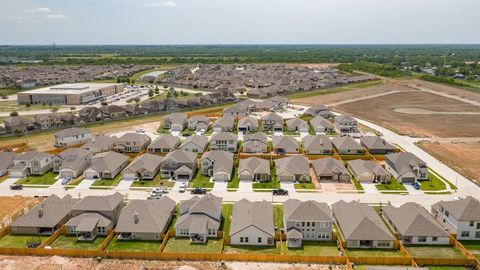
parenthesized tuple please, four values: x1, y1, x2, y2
(272, 188, 289, 195)
(152, 187, 168, 194)
(191, 188, 207, 194)
(147, 194, 162, 200)
(10, 184, 23, 190)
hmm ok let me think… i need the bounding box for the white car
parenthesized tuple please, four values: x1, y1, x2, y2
(136, 128, 145, 133)
(179, 182, 187, 193)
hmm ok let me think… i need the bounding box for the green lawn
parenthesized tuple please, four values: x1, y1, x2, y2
(283, 241, 340, 256)
(273, 204, 284, 229)
(0, 234, 49, 248)
(15, 172, 58, 186)
(419, 173, 447, 191)
(0, 174, 9, 184)
(224, 243, 281, 255)
(350, 176, 364, 191)
(346, 248, 403, 257)
(406, 245, 464, 259)
(375, 177, 407, 191)
(167, 204, 179, 231)
(163, 238, 222, 253)
(287, 79, 384, 99)
(130, 173, 174, 188)
(253, 163, 280, 190)
(191, 170, 214, 188)
(460, 241, 480, 259)
(51, 235, 105, 250)
(227, 167, 239, 189)
(221, 204, 233, 234)
(91, 173, 123, 188)
(106, 236, 161, 251)
(430, 169, 457, 190)
(294, 182, 316, 190)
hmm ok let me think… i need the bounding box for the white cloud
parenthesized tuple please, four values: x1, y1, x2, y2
(24, 7, 51, 13)
(142, 1, 176, 7)
(45, 14, 68, 19)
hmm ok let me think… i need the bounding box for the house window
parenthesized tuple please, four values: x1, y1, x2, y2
(470, 221, 475, 227)
(377, 241, 391, 247)
(306, 222, 310, 227)
(240, 237, 244, 243)
(245, 237, 249, 243)
(311, 222, 315, 227)
(461, 231, 470, 237)
(432, 237, 438, 241)
(477, 223, 480, 230)
(475, 231, 480, 238)
(258, 237, 262, 243)
(302, 222, 305, 227)
(418, 236, 427, 242)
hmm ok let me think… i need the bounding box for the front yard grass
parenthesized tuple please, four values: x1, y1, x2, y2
(0, 174, 9, 184)
(90, 173, 123, 188)
(273, 204, 284, 229)
(405, 245, 464, 258)
(0, 234, 49, 248)
(221, 204, 233, 234)
(375, 177, 407, 191)
(191, 170, 214, 188)
(106, 237, 161, 251)
(163, 238, 222, 253)
(419, 173, 447, 191)
(294, 182, 316, 190)
(350, 176, 364, 191)
(224, 242, 281, 254)
(253, 164, 280, 190)
(227, 167, 239, 189)
(51, 235, 105, 250)
(459, 241, 480, 259)
(130, 173, 174, 188)
(283, 241, 340, 256)
(346, 248, 403, 257)
(15, 171, 58, 186)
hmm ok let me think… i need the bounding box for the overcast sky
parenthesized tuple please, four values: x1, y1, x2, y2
(0, 0, 479, 45)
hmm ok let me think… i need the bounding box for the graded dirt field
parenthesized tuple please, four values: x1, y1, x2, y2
(334, 90, 480, 137)
(0, 196, 38, 228)
(418, 141, 480, 185)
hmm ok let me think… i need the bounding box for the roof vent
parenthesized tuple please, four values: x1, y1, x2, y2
(38, 205, 44, 218)
(133, 211, 139, 224)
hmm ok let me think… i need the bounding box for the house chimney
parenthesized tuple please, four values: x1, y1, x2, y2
(38, 205, 44, 218)
(133, 211, 139, 224)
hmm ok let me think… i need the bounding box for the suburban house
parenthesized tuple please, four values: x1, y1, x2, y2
(3, 116, 36, 133)
(175, 194, 222, 243)
(275, 156, 310, 182)
(84, 151, 129, 179)
(262, 113, 284, 132)
(222, 104, 249, 119)
(283, 199, 335, 248)
(302, 135, 333, 155)
(82, 135, 119, 154)
(331, 137, 365, 155)
(272, 136, 299, 154)
(332, 200, 394, 249)
(200, 150, 234, 182)
(384, 152, 428, 183)
(115, 197, 176, 241)
(9, 151, 54, 178)
(237, 116, 259, 133)
(306, 105, 332, 119)
(238, 157, 270, 182)
(334, 115, 359, 134)
(113, 133, 151, 153)
(147, 134, 181, 153)
(230, 199, 275, 246)
(0, 152, 17, 176)
(159, 149, 197, 180)
(360, 136, 395, 154)
(122, 153, 163, 180)
(65, 193, 124, 241)
(312, 157, 351, 182)
(53, 148, 93, 179)
(179, 135, 209, 153)
(212, 115, 235, 132)
(188, 115, 210, 131)
(209, 132, 238, 152)
(164, 113, 187, 131)
(285, 118, 309, 133)
(310, 116, 334, 133)
(383, 202, 450, 245)
(347, 159, 391, 183)
(243, 132, 269, 153)
(54, 127, 93, 148)
(10, 195, 79, 235)
(432, 196, 480, 240)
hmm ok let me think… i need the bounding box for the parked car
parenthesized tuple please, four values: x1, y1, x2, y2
(179, 182, 187, 193)
(136, 128, 145, 133)
(191, 188, 207, 195)
(147, 194, 162, 200)
(152, 187, 168, 194)
(412, 181, 420, 190)
(10, 184, 23, 190)
(272, 189, 288, 196)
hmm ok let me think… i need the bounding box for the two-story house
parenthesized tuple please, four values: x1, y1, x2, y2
(53, 148, 93, 179)
(209, 132, 238, 152)
(432, 196, 480, 240)
(159, 149, 197, 180)
(9, 151, 54, 178)
(200, 150, 234, 182)
(54, 128, 93, 148)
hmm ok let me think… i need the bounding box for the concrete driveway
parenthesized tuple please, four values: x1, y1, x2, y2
(281, 181, 296, 193)
(171, 179, 187, 192)
(362, 183, 380, 194)
(405, 184, 423, 195)
(115, 178, 134, 191)
(213, 181, 228, 192)
(238, 180, 252, 192)
(74, 178, 96, 190)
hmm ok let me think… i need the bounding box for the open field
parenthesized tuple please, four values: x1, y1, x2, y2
(418, 141, 480, 186)
(334, 90, 480, 137)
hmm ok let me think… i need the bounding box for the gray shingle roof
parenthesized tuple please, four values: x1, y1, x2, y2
(302, 135, 332, 152)
(72, 192, 124, 212)
(163, 149, 197, 164)
(230, 199, 275, 237)
(312, 157, 349, 176)
(179, 135, 209, 149)
(88, 151, 129, 173)
(361, 136, 394, 151)
(433, 196, 480, 221)
(310, 116, 333, 129)
(244, 132, 268, 143)
(201, 150, 234, 175)
(238, 157, 270, 175)
(347, 159, 390, 178)
(331, 137, 364, 151)
(54, 127, 91, 138)
(284, 199, 334, 223)
(57, 148, 92, 172)
(211, 132, 237, 141)
(123, 153, 163, 174)
(272, 136, 298, 150)
(148, 134, 180, 149)
(275, 156, 310, 176)
(385, 152, 427, 178)
(213, 115, 235, 129)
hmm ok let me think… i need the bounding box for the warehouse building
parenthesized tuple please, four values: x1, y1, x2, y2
(17, 83, 124, 105)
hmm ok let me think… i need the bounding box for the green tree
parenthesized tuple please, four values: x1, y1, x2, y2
(148, 89, 154, 97)
(25, 102, 31, 108)
(10, 111, 18, 117)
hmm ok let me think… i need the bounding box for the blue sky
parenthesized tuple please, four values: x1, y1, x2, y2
(0, 0, 479, 44)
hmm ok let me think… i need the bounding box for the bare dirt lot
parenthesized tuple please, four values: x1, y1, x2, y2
(409, 79, 480, 103)
(0, 196, 38, 228)
(333, 91, 480, 137)
(418, 141, 480, 185)
(0, 255, 343, 270)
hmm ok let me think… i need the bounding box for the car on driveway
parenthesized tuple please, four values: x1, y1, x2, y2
(10, 184, 23, 190)
(412, 181, 420, 190)
(272, 188, 288, 196)
(191, 188, 207, 195)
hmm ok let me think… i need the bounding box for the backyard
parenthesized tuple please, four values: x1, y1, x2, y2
(105, 237, 161, 252)
(0, 234, 49, 248)
(405, 245, 464, 259)
(283, 241, 340, 256)
(163, 238, 223, 253)
(459, 241, 480, 259)
(345, 248, 403, 257)
(221, 204, 233, 235)
(51, 235, 105, 250)
(273, 204, 284, 229)
(223, 243, 281, 255)
(15, 172, 59, 186)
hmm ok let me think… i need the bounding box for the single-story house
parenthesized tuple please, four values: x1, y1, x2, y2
(272, 136, 299, 154)
(331, 137, 365, 155)
(84, 151, 129, 179)
(179, 135, 209, 154)
(238, 157, 270, 182)
(230, 199, 275, 246)
(122, 153, 163, 180)
(302, 135, 333, 155)
(360, 136, 395, 154)
(275, 155, 310, 182)
(347, 159, 391, 183)
(312, 157, 351, 182)
(147, 134, 181, 153)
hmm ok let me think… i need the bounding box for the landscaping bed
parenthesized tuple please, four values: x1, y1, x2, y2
(163, 238, 222, 253)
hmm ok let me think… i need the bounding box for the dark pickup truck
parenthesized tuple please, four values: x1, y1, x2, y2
(191, 188, 207, 195)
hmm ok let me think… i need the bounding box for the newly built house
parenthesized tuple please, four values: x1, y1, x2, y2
(310, 116, 334, 133)
(432, 196, 480, 240)
(243, 132, 269, 153)
(147, 134, 181, 153)
(230, 199, 275, 246)
(179, 135, 209, 153)
(312, 157, 350, 182)
(9, 151, 54, 178)
(54, 127, 93, 148)
(262, 113, 284, 132)
(209, 132, 238, 152)
(238, 157, 270, 182)
(384, 152, 428, 183)
(164, 113, 187, 131)
(160, 149, 197, 180)
(113, 133, 151, 153)
(275, 156, 310, 182)
(122, 153, 163, 180)
(84, 151, 129, 179)
(272, 136, 299, 154)
(200, 150, 234, 181)
(212, 115, 235, 132)
(53, 148, 93, 179)
(331, 137, 365, 155)
(360, 136, 395, 154)
(302, 135, 333, 155)
(347, 159, 391, 183)
(237, 116, 259, 133)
